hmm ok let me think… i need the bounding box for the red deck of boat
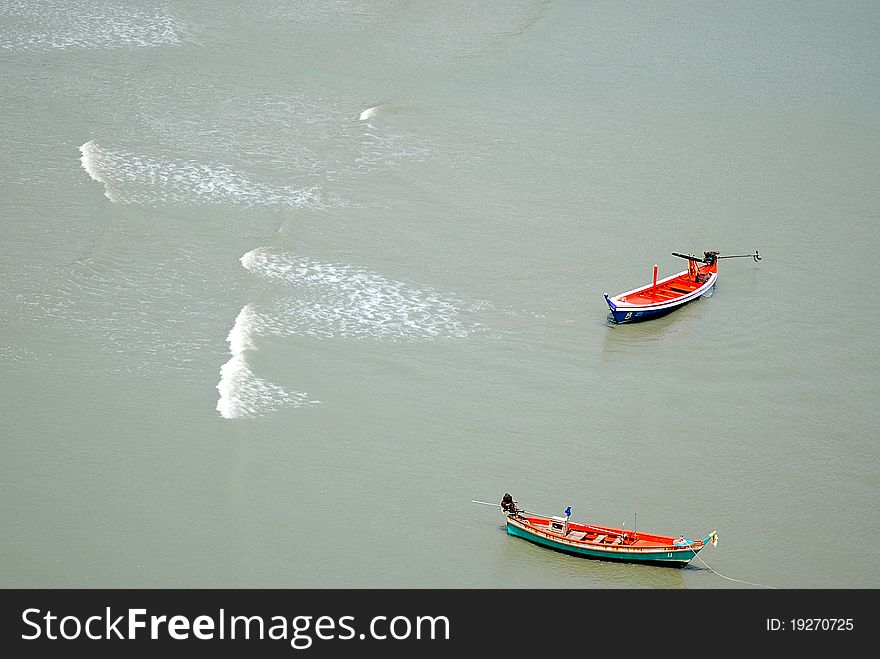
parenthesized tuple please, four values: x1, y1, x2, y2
(617, 273, 702, 305)
(614, 258, 718, 306)
(519, 514, 702, 550)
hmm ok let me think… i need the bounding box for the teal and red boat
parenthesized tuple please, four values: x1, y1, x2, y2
(604, 250, 760, 324)
(493, 494, 717, 568)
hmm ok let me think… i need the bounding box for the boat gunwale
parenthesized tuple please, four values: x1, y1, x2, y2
(507, 514, 704, 557)
(606, 271, 717, 311)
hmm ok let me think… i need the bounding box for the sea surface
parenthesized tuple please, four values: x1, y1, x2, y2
(1, 0, 878, 589)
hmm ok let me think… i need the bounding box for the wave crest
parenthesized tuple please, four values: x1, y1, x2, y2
(79, 140, 329, 208)
(216, 304, 319, 419)
(240, 248, 483, 341)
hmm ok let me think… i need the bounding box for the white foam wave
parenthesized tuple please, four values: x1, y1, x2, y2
(216, 304, 319, 419)
(79, 140, 118, 202)
(216, 355, 318, 419)
(359, 106, 380, 121)
(0, 1, 186, 51)
(78, 140, 328, 208)
(225, 303, 260, 356)
(240, 248, 486, 341)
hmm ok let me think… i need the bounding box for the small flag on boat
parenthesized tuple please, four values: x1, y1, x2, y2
(710, 531, 718, 547)
(565, 506, 571, 517)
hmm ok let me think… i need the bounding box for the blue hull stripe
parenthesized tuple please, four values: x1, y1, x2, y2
(608, 304, 681, 324)
(605, 282, 715, 324)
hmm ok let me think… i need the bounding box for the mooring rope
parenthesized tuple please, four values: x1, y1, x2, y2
(692, 551, 776, 589)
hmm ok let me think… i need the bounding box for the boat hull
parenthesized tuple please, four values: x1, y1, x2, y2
(605, 272, 717, 324)
(604, 296, 692, 324)
(506, 519, 702, 567)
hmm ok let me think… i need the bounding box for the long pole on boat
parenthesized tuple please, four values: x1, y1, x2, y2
(476, 500, 642, 540)
(652, 264, 658, 290)
(473, 499, 535, 514)
(620, 512, 637, 538)
(717, 250, 761, 261)
(672, 250, 761, 263)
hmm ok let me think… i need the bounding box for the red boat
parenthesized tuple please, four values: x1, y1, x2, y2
(604, 250, 760, 323)
(478, 495, 718, 568)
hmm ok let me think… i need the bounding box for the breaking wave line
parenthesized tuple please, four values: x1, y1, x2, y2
(216, 304, 319, 420)
(240, 248, 488, 341)
(78, 140, 327, 208)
